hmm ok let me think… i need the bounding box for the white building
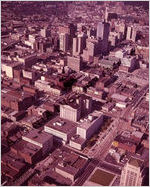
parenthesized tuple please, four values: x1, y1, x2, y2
(59, 33, 69, 52)
(115, 49, 127, 59)
(69, 135, 86, 150)
(77, 111, 103, 140)
(120, 157, 144, 186)
(60, 104, 81, 122)
(17, 53, 37, 68)
(35, 79, 62, 96)
(126, 26, 137, 42)
(111, 93, 128, 102)
(44, 116, 77, 144)
(60, 94, 92, 122)
(1, 61, 22, 78)
(121, 56, 136, 68)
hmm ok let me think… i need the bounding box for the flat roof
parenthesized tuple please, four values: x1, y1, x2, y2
(70, 135, 86, 145)
(128, 157, 143, 168)
(61, 93, 91, 110)
(89, 168, 115, 186)
(22, 129, 53, 145)
(2, 151, 26, 171)
(56, 165, 79, 176)
(22, 115, 41, 124)
(11, 140, 41, 156)
(132, 131, 144, 139)
(45, 116, 77, 134)
(77, 110, 103, 130)
(111, 93, 128, 101)
(2, 163, 18, 178)
(2, 60, 22, 67)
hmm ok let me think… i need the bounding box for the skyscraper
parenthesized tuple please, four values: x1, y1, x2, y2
(73, 34, 86, 56)
(120, 157, 144, 186)
(96, 22, 110, 53)
(40, 27, 51, 38)
(104, 7, 109, 22)
(126, 26, 137, 42)
(67, 56, 82, 72)
(59, 33, 69, 52)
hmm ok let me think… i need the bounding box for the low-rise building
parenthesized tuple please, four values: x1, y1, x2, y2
(69, 135, 86, 150)
(111, 93, 128, 103)
(11, 140, 42, 164)
(2, 60, 22, 78)
(44, 116, 77, 144)
(22, 129, 53, 156)
(55, 152, 88, 181)
(2, 151, 28, 180)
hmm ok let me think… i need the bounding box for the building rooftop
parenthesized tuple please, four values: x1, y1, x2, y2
(70, 135, 86, 145)
(56, 164, 79, 176)
(11, 139, 42, 156)
(131, 131, 144, 139)
(111, 93, 128, 102)
(2, 60, 22, 67)
(2, 151, 26, 171)
(77, 110, 103, 130)
(45, 116, 77, 135)
(128, 157, 143, 168)
(61, 93, 91, 109)
(22, 128, 53, 145)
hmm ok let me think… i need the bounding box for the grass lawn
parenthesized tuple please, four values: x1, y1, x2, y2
(89, 169, 115, 186)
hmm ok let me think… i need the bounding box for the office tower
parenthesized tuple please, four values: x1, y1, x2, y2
(73, 37, 78, 56)
(67, 56, 82, 72)
(105, 7, 109, 22)
(59, 33, 69, 52)
(73, 35, 86, 56)
(120, 157, 144, 186)
(96, 22, 110, 53)
(59, 23, 76, 37)
(97, 22, 110, 40)
(115, 22, 127, 40)
(126, 26, 137, 42)
(86, 38, 101, 56)
(87, 28, 96, 38)
(40, 27, 51, 38)
(60, 94, 92, 122)
(59, 23, 77, 50)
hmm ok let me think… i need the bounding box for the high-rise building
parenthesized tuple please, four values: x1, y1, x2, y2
(86, 38, 101, 56)
(115, 22, 127, 40)
(67, 56, 82, 72)
(97, 22, 110, 40)
(120, 157, 144, 186)
(126, 26, 137, 42)
(59, 33, 69, 52)
(73, 34, 86, 56)
(104, 7, 109, 22)
(96, 22, 110, 53)
(59, 23, 77, 50)
(87, 28, 96, 38)
(59, 23, 76, 37)
(60, 94, 92, 122)
(40, 27, 51, 38)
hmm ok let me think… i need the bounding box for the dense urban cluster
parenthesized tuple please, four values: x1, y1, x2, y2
(1, 1, 149, 186)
